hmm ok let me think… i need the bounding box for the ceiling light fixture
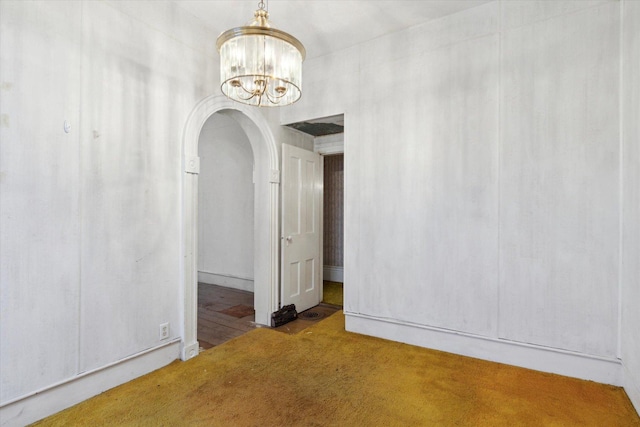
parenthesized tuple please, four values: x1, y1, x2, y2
(216, 0, 306, 107)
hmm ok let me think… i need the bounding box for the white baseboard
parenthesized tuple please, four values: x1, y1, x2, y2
(181, 340, 200, 361)
(198, 271, 254, 292)
(345, 312, 623, 386)
(623, 363, 640, 415)
(0, 341, 180, 427)
(323, 265, 343, 283)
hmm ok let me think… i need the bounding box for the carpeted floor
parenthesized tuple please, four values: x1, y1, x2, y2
(33, 312, 639, 426)
(322, 281, 343, 306)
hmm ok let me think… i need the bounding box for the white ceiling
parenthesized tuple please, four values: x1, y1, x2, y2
(175, 0, 492, 60)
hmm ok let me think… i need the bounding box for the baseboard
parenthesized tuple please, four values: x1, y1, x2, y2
(623, 363, 640, 415)
(345, 312, 623, 386)
(323, 265, 343, 283)
(181, 340, 200, 361)
(198, 271, 254, 292)
(0, 340, 180, 427)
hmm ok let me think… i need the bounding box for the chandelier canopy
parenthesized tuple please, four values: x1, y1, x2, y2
(216, 1, 306, 107)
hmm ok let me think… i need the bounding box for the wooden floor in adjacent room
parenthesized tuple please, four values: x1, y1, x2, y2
(197, 283, 257, 350)
(197, 282, 341, 350)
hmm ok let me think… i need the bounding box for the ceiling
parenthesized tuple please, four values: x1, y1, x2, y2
(175, 0, 491, 60)
(176, 1, 491, 136)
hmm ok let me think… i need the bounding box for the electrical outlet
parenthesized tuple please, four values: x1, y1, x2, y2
(159, 322, 170, 340)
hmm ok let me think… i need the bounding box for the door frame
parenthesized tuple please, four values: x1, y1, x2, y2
(315, 134, 345, 284)
(180, 95, 280, 361)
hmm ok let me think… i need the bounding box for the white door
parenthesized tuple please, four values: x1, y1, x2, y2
(281, 144, 323, 313)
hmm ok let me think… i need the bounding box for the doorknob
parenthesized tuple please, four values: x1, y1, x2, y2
(285, 235, 293, 246)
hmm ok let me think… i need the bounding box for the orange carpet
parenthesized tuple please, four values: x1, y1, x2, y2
(33, 312, 639, 426)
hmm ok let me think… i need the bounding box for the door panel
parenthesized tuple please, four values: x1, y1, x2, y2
(281, 144, 322, 313)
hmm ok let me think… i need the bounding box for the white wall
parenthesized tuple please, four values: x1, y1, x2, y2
(198, 114, 255, 291)
(622, 0, 640, 414)
(2, 0, 638, 424)
(499, 0, 619, 358)
(0, 0, 217, 424)
(283, 0, 637, 394)
(1, 0, 82, 403)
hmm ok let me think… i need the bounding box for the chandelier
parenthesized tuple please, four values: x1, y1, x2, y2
(216, 0, 306, 107)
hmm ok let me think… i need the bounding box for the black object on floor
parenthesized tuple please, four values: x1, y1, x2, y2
(271, 304, 297, 327)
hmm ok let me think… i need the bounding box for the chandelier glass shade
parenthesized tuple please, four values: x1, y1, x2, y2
(216, 4, 305, 107)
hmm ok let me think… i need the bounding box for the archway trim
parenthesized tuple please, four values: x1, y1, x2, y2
(180, 95, 280, 360)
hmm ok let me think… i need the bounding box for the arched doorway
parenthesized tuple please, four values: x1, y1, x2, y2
(180, 96, 280, 361)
